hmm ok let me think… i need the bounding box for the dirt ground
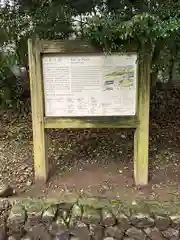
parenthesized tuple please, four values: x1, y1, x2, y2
(1, 88, 180, 202)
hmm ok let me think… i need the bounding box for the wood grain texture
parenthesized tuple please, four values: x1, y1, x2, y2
(44, 116, 139, 129)
(134, 54, 151, 186)
(28, 39, 48, 183)
(28, 38, 151, 186)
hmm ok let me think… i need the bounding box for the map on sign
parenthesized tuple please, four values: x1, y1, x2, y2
(42, 54, 137, 117)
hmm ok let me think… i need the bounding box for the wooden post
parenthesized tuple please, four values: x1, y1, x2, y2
(134, 54, 151, 186)
(28, 39, 145, 185)
(28, 39, 48, 183)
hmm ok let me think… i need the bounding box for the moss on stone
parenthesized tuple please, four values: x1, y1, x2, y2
(5, 196, 180, 219)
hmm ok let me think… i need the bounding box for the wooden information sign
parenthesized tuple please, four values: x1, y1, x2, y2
(28, 39, 151, 186)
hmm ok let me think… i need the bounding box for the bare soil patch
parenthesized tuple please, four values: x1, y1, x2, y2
(1, 88, 180, 202)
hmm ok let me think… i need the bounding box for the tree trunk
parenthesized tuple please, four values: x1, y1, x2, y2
(150, 44, 161, 87)
(168, 45, 177, 87)
(150, 71, 158, 88)
(168, 57, 174, 87)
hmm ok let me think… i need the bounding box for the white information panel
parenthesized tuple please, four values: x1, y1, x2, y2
(42, 54, 137, 117)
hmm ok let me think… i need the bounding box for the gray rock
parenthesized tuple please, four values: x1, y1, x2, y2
(104, 226, 124, 240)
(20, 235, 32, 240)
(144, 227, 165, 240)
(71, 204, 82, 220)
(0, 200, 10, 228)
(154, 215, 171, 230)
(70, 221, 90, 240)
(130, 213, 154, 229)
(126, 227, 146, 240)
(82, 207, 101, 225)
(117, 214, 130, 231)
(25, 205, 43, 229)
(58, 203, 73, 225)
(101, 209, 115, 227)
(8, 237, 19, 240)
(48, 220, 67, 236)
(170, 215, 180, 229)
(69, 237, 79, 240)
(89, 224, 104, 240)
(69, 205, 82, 229)
(8, 237, 17, 240)
(103, 238, 116, 240)
(7, 204, 26, 235)
(27, 224, 51, 240)
(0, 228, 7, 240)
(0, 200, 10, 213)
(162, 228, 179, 239)
(0, 183, 14, 198)
(58, 208, 70, 224)
(123, 238, 136, 240)
(42, 205, 58, 224)
(56, 216, 67, 226)
(53, 231, 70, 240)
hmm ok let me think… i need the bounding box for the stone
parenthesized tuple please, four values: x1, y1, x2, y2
(20, 235, 32, 240)
(170, 215, 180, 229)
(104, 226, 124, 240)
(0, 183, 14, 198)
(162, 228, 179, 239)
(0, 213, 8, 229)
(69, 217, 77, 229)
(8, 237, 17, 240)
(48, 219, 67, 236)
(126, 227, 146, 240)
(144, 227, 166, 240)
(117, 214, 130, 231)
(58, 208, 70, 224)
(0, 228, 7, 240)
(69, 205, 83, 229)
(53, 231, 70, 240)
(0, 200, 10, 213)
(70, 221, 90, 240)
(8, 237, 18, 240)
(103, 238, 115, 240)
(56, 216, 67, 225)
(71, 204, 82, 220)
(154, 215, 171, 230)
(7, 204, 26, 235)
(42, 205, 58, 224)
(89, 224, 104, 240)
(58, 203, 73, 225)
(0, 200, 10, 228)
(25, 204, 43, 229)
(82, 207, 101, 225)
(123, 238, 136, 240)
(26, 204, 43, 227)
(0, 219, 6, 229)
(27, 224, 51, 240)
(101, 209, 115, 227)
(130, 213, 154, 229)
(69, 237, 79, 240)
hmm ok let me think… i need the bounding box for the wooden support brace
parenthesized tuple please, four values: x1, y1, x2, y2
(134, 54, 151, 186)
(28, 39, 48, 183)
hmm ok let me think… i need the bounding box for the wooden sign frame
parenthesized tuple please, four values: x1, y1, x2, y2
(28, 38, 151, 186)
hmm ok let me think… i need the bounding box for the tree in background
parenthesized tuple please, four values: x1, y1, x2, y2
(85, 0, 180, 87)
(1, 0, 180, 110)
(0, 0, 74, 109)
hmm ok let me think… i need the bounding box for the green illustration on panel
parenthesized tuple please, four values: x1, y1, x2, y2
(103, 66, 135, 90)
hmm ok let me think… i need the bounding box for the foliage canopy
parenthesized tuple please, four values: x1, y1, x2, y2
(1, 0, 180, 108)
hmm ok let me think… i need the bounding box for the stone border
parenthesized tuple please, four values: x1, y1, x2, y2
(0, 196, 180, 239)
